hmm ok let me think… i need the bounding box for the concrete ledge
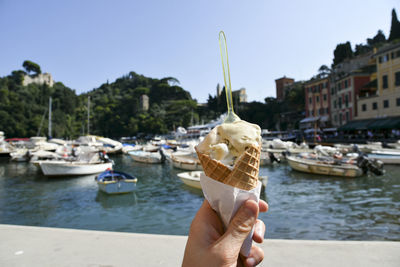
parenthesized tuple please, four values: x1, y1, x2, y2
(0, 224, 399, 267)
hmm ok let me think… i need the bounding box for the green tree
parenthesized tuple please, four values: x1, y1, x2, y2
(22, 60, 42, 75)
(332, 42, 353, 66)
(389, 8, 400, 41)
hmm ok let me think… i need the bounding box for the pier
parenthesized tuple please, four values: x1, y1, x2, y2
(1, 224, 399, 267)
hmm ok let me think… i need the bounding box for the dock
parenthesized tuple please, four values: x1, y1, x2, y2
(1, 224, 399, 266)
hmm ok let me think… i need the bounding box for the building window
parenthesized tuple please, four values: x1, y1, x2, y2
(345, 95, 349, 107)
(323, 94, 327, 101)
(362, 104, 367, 111)
(334, 100, 337, 108)
(383, 100, 389, 108)
(338, 83, 341, 90)
(339, 97, 342, 108)
(316, 96, 319, 102)
(326, 108, 329, 114)
(334, 115, 337, 122)
(397, 98, 400, 106)
(382, 54, 389, 62)
(372, 102, 378, 110)
(344, 80, 348, 88)
(346, 111, 349, 122)
(383, 75, 388, 89)
(309, 97, 312, 104)
(395, 71, 400, 86)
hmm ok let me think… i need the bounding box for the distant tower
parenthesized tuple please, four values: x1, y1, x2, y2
(275, 76, 294, 101)
(216, 83, 222, 96)
(140, 95, 149, 111)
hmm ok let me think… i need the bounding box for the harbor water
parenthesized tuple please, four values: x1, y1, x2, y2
(0, 155, 399, 241)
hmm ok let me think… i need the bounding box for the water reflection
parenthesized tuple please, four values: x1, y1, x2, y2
(95, 191, 138, 208)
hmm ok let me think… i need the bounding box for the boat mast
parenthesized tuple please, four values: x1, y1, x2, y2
(87, 96, 90, 135)
(48, 97, 52, 138)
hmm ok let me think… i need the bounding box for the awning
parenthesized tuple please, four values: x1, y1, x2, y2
(338, 116, 400, 131)
(300, 117, 319, 123)
(368, 117, 400, 130)
(338, 119, 374, 131)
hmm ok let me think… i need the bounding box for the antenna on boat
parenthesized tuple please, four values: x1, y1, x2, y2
(87, 96, 90, 135)
(48, 97, 52, 138)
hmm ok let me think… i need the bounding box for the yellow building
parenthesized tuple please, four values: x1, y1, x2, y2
(357, 43, 400, 119)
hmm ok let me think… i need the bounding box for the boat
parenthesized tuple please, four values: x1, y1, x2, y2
(177, 171, 202, 189)
(367, 150, 400, 164)
(178, 171, 268, 190)
(287, 155, 363, 177)
(95, 170, 138, 194)
(171, 154, 202, 171)
(39, 160, 113, 176)
(128, 150, 164, 164)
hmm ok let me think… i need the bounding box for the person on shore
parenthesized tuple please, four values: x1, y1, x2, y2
(183, 199, 268, 267)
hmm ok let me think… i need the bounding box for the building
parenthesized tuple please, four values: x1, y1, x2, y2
(23, 73, 54, 87)
(300, 77, 330, 130)
(275, 76, 294, 101)
(232, 87, 247, 103)
(330, 72, 370, 127)
(216, 83, 247, 103)
(356, 42, 400, 120)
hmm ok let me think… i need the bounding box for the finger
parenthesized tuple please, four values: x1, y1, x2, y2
(218, 199, 259, 253)
(252, 219, 265, 243)
(259, 200, 268, 213)
(244, 245, 264, 267)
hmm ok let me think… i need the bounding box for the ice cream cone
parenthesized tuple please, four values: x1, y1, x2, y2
(196, 144, 260, 190)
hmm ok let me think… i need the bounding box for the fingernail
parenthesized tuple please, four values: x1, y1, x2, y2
(256, 224, 264, 239)
(246, 257, 256, 267)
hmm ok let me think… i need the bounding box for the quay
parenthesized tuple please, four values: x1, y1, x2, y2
(1, 224, 399, 267)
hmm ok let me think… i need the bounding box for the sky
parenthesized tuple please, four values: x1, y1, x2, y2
(1, 0, 399, 103)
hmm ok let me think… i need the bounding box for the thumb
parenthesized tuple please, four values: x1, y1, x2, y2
(219, 199, 259, 253)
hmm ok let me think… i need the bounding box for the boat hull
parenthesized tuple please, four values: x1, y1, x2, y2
(171, 156, 202, 171)
(177, 171, 202, 189)
(368, 153, 400, 164)
(39, 161, 113, 176)
(97, 180, 137, 194)
(287, 156, 363, 177)
(128, 151, 162, 164)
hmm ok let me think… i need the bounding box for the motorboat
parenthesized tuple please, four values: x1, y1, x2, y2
(287, 155, 363, 177)
(39, 160, 113, 176)
(177, 171, 202, 189)
(128, 150, 164, 164)
(171, 154, 202, 171)
(95, 170, 138, 194)
(368, 150, 400, 164)
(287, 152, 384, 177)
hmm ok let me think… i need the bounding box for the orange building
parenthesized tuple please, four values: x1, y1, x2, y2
(275, 76, 294, 101)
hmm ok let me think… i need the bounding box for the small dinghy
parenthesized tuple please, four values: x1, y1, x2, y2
(95, 170, 138, 194)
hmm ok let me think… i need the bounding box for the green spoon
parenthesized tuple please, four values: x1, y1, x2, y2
(219, 31, 240, 123)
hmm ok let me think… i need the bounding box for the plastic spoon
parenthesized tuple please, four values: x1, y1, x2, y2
(219, 31, 240, 123)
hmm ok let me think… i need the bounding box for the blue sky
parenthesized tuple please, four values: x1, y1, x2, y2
(0, 1, 399, 103)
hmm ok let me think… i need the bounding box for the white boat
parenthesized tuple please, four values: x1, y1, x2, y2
(368, 150, 400, 164)
(171, 154, 202, 171)
(128, 150, 163, 164)
(177, 171, 202, 189)
(287, 155, 363, 177)
(39, 161, 113, 176)
(95, 170, 138, 194)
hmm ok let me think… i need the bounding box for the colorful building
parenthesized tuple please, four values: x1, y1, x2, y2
(356, 42, 400, 119)
(300, 77, 330, 130)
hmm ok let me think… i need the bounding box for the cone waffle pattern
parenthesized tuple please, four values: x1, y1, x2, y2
(196, 144, 260, 190)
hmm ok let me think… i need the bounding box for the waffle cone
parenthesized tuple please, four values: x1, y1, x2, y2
(196, 144, 260, 190)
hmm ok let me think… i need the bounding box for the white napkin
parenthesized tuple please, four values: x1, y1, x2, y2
(200, 173, 262, 257)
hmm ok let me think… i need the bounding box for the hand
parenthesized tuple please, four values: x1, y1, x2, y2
(182, 199, 268, 267)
